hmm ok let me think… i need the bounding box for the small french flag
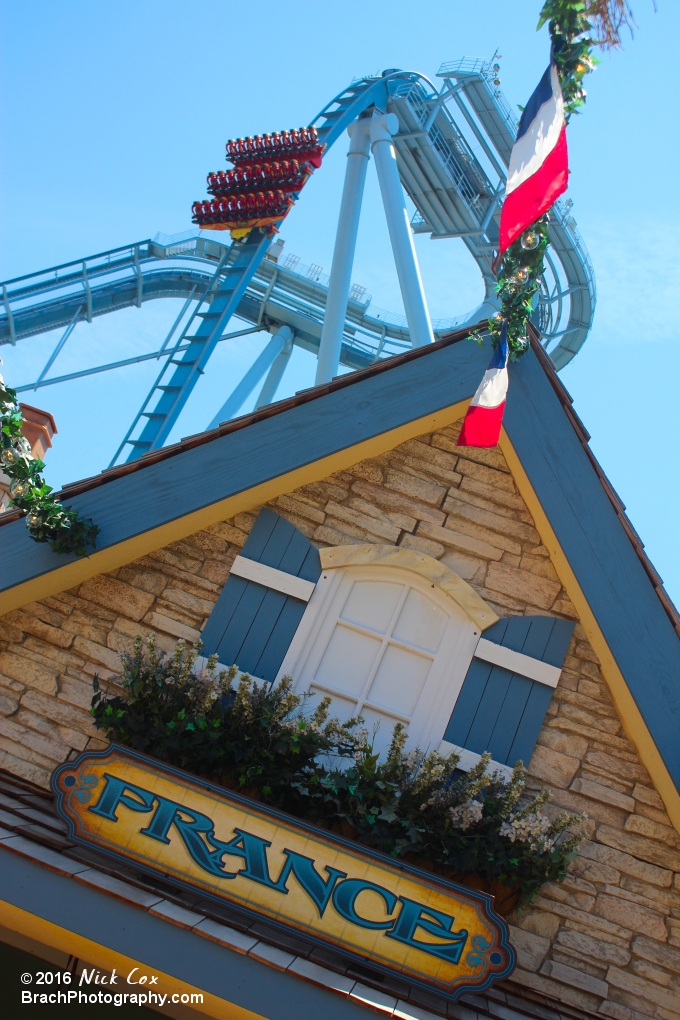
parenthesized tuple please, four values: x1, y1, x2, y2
(499, 64, 568, 254)
(457, 324, 509, 449)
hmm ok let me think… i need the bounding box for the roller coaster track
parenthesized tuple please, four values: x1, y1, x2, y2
(0, 60, 595, 464)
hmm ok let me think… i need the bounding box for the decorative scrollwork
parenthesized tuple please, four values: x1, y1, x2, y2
(64, 769, 99, 805)
(465, 933, 492, 968)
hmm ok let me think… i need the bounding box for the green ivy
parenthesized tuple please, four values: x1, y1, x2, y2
(0, 373, 98, 556)
(92, 636, 586, 905)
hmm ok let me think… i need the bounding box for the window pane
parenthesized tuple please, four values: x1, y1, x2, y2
(392, 588, 449, 653)
(315, 624, 382, 697)
(340, 580, 404, 634)
(367, 644, 432, 718)
(361, 707, 402, 758)
(309, 686, 358, 725)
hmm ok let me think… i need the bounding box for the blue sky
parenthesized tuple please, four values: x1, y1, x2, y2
(1, 0, 678, 604)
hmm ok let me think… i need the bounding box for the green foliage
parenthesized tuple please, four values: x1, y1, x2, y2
(91, 635, 366, 799)
(0, 372, 99, 556)
(92, 637, 586, 905)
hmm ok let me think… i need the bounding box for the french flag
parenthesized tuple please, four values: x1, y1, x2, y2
(499, 64, 568, 254)
(457, 324, 509, 448)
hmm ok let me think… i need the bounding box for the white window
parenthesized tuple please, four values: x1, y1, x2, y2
(277, 564, 482, 757)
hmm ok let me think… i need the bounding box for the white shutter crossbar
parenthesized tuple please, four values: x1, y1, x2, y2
(230, 555, 316, 602)
(473, 637, 561, 688)
(439, 740, 513, 780)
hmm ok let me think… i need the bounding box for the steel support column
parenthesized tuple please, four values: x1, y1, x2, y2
(207, 325, 290, 428)
(370, 113, 434, 348)
(315, 119, 371, 384)
(256, 326, 294, 408)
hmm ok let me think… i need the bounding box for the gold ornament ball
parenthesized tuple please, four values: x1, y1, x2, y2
(520, 229, 540, 250)
(26, 511, 41, 528)
(511, 267, 530, 286)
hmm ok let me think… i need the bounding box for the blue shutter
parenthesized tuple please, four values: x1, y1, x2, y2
(443, 615, 575, 768)
(201, 509, 321, 683)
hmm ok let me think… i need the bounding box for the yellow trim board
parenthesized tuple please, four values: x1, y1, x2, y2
(0, 900, 265, 1020)
(500, 432, 680, 835)
(0, 401, 468, 617)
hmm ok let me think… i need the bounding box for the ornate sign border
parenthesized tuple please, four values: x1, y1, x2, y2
(53, 745, 515, 1001)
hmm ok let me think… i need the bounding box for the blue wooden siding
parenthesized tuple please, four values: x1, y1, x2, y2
(200, 509, 321, 683)
(444, 616, 575, 767)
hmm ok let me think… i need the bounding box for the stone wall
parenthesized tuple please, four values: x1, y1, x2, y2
(0, 419, 678, 1020)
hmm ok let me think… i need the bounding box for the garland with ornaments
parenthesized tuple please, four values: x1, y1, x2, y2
(0, 371, 99, 556)
(490, 0, 636, 357)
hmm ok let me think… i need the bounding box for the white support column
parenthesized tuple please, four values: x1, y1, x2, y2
(370, 113, 434, 348)
(255, 326, 294, 408)
(207, 326, 286, 428)
(315, 119, 372, 384)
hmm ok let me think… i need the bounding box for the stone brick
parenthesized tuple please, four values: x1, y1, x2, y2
(508, 925, 550, 971)
(579, 840, 673, 888)
(0, 716, 70, 763)
(441, 514, 523, 556)
(453, 457, 516, 492)
(508, 967, 603, 1012)
(510, 908, 560, 940)
(485, 561, 562, 610)
(350, 478, 446, 526)
(598, 1001, 657, 1020)
(632, 785, 666, 811)
(274, 493, 325, 524)
(114, 567, 168, 597)
(596, 894, 668, 940)
(597, 826, 680, 873)
(557, 928, 631, 967)
(20, 690, 94, 734)
(440, 550, 487, 581)
(4, 611, 74, 649)
(538, 728, 589, 759)
(569, 856, 621, 886)
(606, 966, 680, 1012)
(542, 959, 609, 999)
(61, 613, 110, 645)
(58, 678, 101, 712)
(398, 454, 462, 488)
(384, 469, 446, 507)
(323, 501, 401, 542)
(0, 695, 18, 716)
(624, 814, 680, 849)
(531, 895, 634, 939)
(417, 521, 504, 560)
(458, 474, 528, 511)
(345, 496, 416, 534)
(77, 575, 155, 621)
(0, 652, 58, 696)
(0, 748, 50, 789)
(142, 613, 201, 643)
(632, 936, 680, 975)
(314, 524, 366, 547)
(399, 534, 445, 559)
(71, 637, 121, 673)
(160, 587, 216, 618)
(345, 461, 383, 485)
(444, 494, 541, 544)
(527, 745, 580, 789)
(0, 619, 26, 645)
(571, 779, 636, 813)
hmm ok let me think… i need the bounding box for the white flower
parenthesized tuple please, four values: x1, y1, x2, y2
(500, 811, 556, 852)
(448, 799, 484, 831)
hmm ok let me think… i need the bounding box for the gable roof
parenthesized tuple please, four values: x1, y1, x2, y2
(1, 326, 679, 826)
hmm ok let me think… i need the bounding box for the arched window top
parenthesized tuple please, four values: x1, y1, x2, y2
(319, 544, 498, 632)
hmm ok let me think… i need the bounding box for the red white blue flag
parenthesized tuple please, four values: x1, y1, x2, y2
(499, 64, 568, 254)
(457, 323, 509, 448)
